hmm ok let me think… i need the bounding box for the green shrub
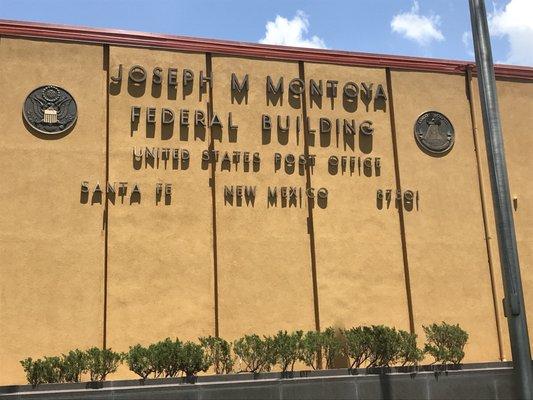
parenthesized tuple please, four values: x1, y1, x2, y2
(86, 347, 122, 381)
(199, 336, 234, 374)
(397, 331, 424, 366)
(367, 325, 403, 368)
(149, 338, 182, 378)
(344, 327, 425, 369)
(300, 328, 342, 370)
(61, 350, 88, 383)
(271, 330, 303, 372)
(299, 330, 322, 370)
(41, 356, 65, 383)
(342, 326, 372, 369)
(179, 341, 210, 378)
(124, 344, 155, 380)
(233, 334, 274, 373)
(423, 322, 468, 365)
(20, 353, 85, 385)
(322, 327, 342, 369)
(20, 358, 47, 387)
(19, 321, 469, 381)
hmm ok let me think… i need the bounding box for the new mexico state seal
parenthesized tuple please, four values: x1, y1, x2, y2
(414, 111, 454, 154)
(23, 85, 77, 135)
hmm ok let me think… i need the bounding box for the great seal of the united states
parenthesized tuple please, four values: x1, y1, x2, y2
(414, 111, 454, 154)
(23, 85, 77, 135)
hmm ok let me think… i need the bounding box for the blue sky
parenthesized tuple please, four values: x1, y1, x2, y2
(0, 0, 532, 66)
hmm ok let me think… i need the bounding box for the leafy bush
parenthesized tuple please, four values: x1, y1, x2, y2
(271, 330, 303, 372)
(299, 330, 322, 370)
(61, 350, 88, 383)
(19, 322, 469, 383)
(344, 327, 424, 369)
(366, 325, 403, 368)
(179, 341, 210, 378)
(20, 358, 47, 387)
(86, 347, 122, 381)
(199, 336, 234, 374)
(233, 334, 274, 373)
(397, 331, 424, 366)
(20, 356, 66, 385)
(423, 322, 468, 365)
(300, 328, 342, 370)
(149, 338, 182, 378)
(322, 327, 342, 369)
(124, 344, 155, 380)
(40, 356, 65, 383)
(125, 340, 210, 380)
(342, 326, 372, 369)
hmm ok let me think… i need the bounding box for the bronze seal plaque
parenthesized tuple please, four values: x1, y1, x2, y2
(414, 111, 454, 154)
(23, 85, 77, 135)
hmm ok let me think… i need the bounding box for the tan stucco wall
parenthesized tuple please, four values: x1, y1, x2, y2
(498, 79, 533, 355)
(472, 76, 533, 358)
(106, 47, 216, 379)
(1, 35, 533, 385)
(303, 63, 410, 333)
(211, 56, 317, 340)
(0, 38, 106, 384)
(391, 70, 502, 362)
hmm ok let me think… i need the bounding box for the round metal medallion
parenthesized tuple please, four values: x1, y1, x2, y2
(23, 85, 77, 135)
(414, 111, 454, 154)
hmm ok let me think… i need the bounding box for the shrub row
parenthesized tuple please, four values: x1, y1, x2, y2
(20, 348, 122, 387)
(20, 322, 467, 386)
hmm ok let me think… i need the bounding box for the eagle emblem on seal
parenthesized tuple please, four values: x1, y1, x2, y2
(23, 85, 77, 135)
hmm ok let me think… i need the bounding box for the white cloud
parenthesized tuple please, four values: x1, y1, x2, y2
(391, 1, 445, 46)
(462, 31, 475, 58)
(489, 0, 533, 66)
(259, 10, 326, 49)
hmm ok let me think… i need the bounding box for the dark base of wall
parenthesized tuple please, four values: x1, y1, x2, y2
(0, 362, 521, 400)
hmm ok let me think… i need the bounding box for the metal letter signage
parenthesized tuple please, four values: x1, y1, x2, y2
(414, 111, 454, 154)
(23, 85, 77, 135)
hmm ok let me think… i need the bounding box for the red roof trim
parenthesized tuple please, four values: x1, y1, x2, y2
(1, 19, 533, 80)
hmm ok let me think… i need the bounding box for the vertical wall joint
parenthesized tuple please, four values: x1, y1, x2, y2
(299, 61, 321, 335)
(206, 53, 220, 338)
(102, 44, 110, 350)
(385, 68, 415, 335)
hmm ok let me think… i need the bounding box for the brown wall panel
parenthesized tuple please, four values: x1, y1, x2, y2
(473, 78, 533, 358)
(0, 38, 106, 384)
(303, 63, 411, 332)
(467, 75, 509, 361)
(391, 70, 501, 362)
(106, 47, 215, 379)
(211, 56, 316, 339)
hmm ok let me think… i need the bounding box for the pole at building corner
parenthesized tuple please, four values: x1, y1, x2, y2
(468, 0, 533, 398)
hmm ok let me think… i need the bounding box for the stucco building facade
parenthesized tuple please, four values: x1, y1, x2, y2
(1, 20, 533, 385)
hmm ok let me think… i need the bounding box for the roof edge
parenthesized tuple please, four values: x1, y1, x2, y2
(1, 19, 533, 80)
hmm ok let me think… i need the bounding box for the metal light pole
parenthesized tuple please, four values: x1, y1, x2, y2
(468, 0, 533, 398)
